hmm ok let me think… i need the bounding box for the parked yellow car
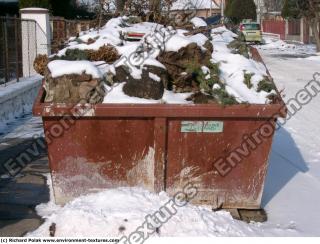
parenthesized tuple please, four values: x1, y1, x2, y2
(239, 22, 262, 44)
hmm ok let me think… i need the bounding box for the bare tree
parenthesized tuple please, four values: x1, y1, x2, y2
(283, 0, 320, 51)
(264, 0, 284, 12)
(169, 0, 201, 27)
(116, 0, 126, 12)
(123, 0, 149, 15)
(307, 0, 320, 51)
(95, 0, 115, 30)
(162, 0, 174, 18)
(149, 0, 161, 12)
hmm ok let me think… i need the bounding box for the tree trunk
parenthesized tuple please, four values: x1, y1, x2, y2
(98, 0, 103, 31)
(311, 19, 320, 52)
(307, 0, 320, 51)
(116, 0, 126, 12)
(149, 0, 161, 12)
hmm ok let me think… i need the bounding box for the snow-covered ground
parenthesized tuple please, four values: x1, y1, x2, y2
(0, 113, 43, 139)
(28, 176, 298, 237)
(1, 33, 320, 236)
(24, 39, 320, 237)
(258, 44, 320, 236)
(258, 36, 317, 57)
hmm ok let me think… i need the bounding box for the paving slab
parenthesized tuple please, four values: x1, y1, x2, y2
(0, 138, 49, 237)
(0, 219, 43, 237)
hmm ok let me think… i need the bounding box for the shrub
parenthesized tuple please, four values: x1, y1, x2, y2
(212, 88, 239, 105)
(87, 45, 120, 63)
(257, 77, 277, 93)
(33, 54, 49, 76)
(225, 0, 257, 24)
(61, 49, 89, 61)
(243, 72, 253, 89)
(227, 39, 250, 58)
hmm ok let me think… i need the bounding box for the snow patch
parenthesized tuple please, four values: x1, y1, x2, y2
(257, 37, 317, 56)
(149, 72, 161, 82)
(27, 181, 298, 237)
(190, 17, 207, 27)
(211, 26, 274, 104)
(165, 34, 193, 52)
(48, 60, 102, 79)
(103, 83, 193, 104)
(303, 55, 320, 62)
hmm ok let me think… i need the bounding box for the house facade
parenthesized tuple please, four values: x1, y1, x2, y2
(170, 0, 225, 18)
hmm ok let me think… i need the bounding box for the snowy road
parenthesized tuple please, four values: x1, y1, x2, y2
(259, 48, 320, 236)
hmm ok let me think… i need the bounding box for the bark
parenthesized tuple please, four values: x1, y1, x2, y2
(98, 0, 103, 31)
(311, 18, 320, 52)
(308, 0, 320, 51)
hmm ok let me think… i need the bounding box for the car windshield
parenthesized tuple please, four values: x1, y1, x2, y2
(244, 24, 260, 30)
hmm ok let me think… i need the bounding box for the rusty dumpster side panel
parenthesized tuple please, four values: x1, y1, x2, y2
(43, 118, 158, 204)
(166, 118, 276, 209)
(33, 84, 285, 208)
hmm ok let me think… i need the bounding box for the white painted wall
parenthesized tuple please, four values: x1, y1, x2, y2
(20, 8, 51, 77)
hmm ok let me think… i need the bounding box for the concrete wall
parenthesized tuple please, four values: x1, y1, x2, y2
(0, 76, 42, 133)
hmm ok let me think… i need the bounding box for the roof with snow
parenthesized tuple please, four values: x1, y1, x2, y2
(171, 0, 219, 10)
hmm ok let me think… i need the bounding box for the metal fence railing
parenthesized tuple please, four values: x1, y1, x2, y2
(50, 17, 98, 53)
(0, 17, 49, 86)
(0, 15, 106, 86)
(0, 17, 23, 85)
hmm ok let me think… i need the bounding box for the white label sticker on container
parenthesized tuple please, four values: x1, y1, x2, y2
(181, 121, 224, 133)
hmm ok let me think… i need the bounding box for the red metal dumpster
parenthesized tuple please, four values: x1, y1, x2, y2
(33, 51, 286, 209)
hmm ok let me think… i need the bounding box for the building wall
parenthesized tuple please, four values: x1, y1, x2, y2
(196, 9, 221, 18)
(171, 8, 221, 18)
